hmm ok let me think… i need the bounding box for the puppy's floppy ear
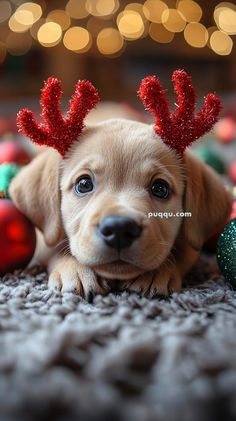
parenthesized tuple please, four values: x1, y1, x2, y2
(9, 149, 64, 247)
(181, 151, 232, 251)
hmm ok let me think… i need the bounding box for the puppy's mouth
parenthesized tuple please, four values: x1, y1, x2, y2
(92, 259, 144, 280)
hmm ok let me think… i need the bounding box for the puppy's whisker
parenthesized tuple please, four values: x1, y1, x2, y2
(55, 238, 68, 249)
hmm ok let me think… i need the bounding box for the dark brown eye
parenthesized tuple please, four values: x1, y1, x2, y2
(73, 176, 94, 195)
(150, 179, 170, 199)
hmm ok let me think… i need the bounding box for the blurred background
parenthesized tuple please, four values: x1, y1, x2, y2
(0, 0, 236, 144)
(0, 0, 235, 100)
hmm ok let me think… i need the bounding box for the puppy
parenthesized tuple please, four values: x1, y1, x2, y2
(9, 72, 232, 300)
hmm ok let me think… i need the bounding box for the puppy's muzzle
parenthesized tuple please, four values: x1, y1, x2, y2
(97, 215, 142, 250)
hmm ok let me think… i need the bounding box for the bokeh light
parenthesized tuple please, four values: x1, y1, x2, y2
(218, 8, 236, 35)
(9, 14, 31, 33)
(214, 3, 236, 33)
(149, 22, 174, 43)
(18, 3, 42, 21)
(30, 18, 45, 40)
(46, 10, 71, 31)
(37, 22, 62, 47)
(97, 27, 124, 55)
(210, 30, 233, 55)
(143, 0, 168, 23)
(162, 9, 186, 32)
(14, 10, 34, 26)
(177, 0, 202, 22)
(86, 0, 119, 17)
(117, 10, 144, 40)
(65, 0, 89, 19)
(6, 32, 32, 55)
(63, 27, 92, 53)
(125, 3, 146, 18)
(184, 23, 208, 48)
(0, 1, 12, 24)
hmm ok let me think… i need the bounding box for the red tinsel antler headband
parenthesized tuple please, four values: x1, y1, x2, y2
(137, 69, 221, 156)
(17, 76, 100, 157)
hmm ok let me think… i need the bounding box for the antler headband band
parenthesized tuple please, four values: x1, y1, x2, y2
(17, 70, 221, 157)
(17, 76, 99, 157)
(137, 69, 221, 155)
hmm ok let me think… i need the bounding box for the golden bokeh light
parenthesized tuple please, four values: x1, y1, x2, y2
(177, 0, 202, 22)
(85, 0, 119, 17)
(0, 42, 7, 64)
(143, 0, 168, 23)
(214, 2, 236, 12)
(97, 27, 124, 55)
(162, 9, 186, 32)
(184, 22, 208, 47)
(17, 3, 42, 22)
(117, 10, 144, 39)
(214, 3, 236, 30)
(0, 1, 12, 24)
(218, 8, 236, 35)
(149, 22, 174, 43)
(63, 27, 92, 53)
(6, 32, 32, 55)
(14, 10, 34, 26)
(125, 2, 149, 37)
(65, 0, 89, 19)
(9, 14, 31, 33)
(30, 18, 45, 40)
(9, 2, 42, 33)
(37, 22, 62, 47)
(125, 3, 146, 18)
(47, 10, 71, 31)
(210, 30, 233, 55)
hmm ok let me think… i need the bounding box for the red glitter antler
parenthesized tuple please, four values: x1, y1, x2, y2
(137, 69, 221, 155)
(17, 76, 100, 157)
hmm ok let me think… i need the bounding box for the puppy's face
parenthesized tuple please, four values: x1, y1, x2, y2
(60, 119, 185, 280)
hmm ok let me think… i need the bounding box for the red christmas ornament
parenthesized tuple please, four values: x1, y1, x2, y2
(137, 69, 221, 156)
(229, 161, 236, 184)
(215, 117, 236, 144)
(0, 141, 31, 165)
(0, 199, 36, 276)
(17, 76, 100, 157)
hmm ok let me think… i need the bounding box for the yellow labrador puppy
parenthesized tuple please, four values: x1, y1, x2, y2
(9, 71, 232, 301)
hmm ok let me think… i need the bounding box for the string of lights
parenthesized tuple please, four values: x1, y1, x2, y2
(0, 0, 235, 62)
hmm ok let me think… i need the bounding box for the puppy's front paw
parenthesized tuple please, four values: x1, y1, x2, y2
(149, 265, 182, 298)
(48, 256, 106, 301)
(123, 265, 182, 298)
(48, 257, 83, 295)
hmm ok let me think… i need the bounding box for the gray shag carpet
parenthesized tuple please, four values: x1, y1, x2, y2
(0, 255, 236, 421)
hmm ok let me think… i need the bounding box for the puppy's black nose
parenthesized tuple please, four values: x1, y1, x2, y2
(98, 215, 142, 250)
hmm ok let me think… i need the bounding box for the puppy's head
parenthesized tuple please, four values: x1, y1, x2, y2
(61, 119, 184, 279)
(10, 118, 232, 281)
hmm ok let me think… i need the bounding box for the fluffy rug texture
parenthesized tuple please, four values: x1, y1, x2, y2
(0, 255, 236, 421)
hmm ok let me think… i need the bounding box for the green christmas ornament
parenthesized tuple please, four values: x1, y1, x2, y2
(0, 163, 21, 198)
(195, 148, 225, 174)
(217, 218, 236, 288)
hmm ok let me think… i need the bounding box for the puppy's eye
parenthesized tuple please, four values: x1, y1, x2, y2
(150, 179, 170, 199)
(73, 176, 94, 195)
